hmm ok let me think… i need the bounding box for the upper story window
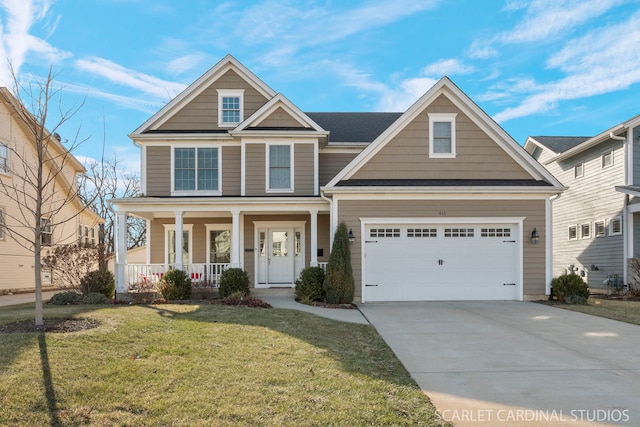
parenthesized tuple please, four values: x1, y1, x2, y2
(173, 147, 220, 195)
(41, 217, 52, 246)
(0, 142, 8, 174)
(267, 144, 293, 191)
(568, 225, 577, 240)
(609, 217, 622, 236)
(580, 223, 591, 239)
(428, 113, 457, 158)
(78, 224, 96, 246)
(602, 150, 613, 168)
(594, 220, 606, 237)
(217, 89, 244, 127)
(574, 161, 584, 178)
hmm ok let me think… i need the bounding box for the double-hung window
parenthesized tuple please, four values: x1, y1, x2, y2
(41, 217, 52, 246)
(0, 142, 8, 174)
(428, 113, 457, 158)
(268, 144, 292, 191)
(217, 89, 244, 127)
(173, 147, 220, 195)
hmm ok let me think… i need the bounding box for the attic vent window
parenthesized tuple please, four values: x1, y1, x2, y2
(428, 113, 457, 158)
(217, 89, 244, 127)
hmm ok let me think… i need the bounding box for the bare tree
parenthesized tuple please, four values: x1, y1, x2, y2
(0, 66, 92, 328)
(78, 154, 145, 271)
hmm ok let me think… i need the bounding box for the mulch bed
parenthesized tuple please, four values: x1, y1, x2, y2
(0, 318, 100, 334)
(295, 298, 357, 309)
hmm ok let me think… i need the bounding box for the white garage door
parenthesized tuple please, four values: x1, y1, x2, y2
(363, 222, 520, 302)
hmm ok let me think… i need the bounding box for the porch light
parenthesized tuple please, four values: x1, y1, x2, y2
(530, 228, 540, 245)
(348, 228, 355, 244)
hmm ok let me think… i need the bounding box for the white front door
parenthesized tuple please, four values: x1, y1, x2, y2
(256, 223, 305, 287)
(268, 229, 293, 283)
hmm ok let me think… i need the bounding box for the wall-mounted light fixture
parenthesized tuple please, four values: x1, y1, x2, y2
(348, 228, 355, 244)
(590, 264, 599, 271)
(530, 228, 540, 244)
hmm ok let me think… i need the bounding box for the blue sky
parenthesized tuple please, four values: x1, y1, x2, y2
(1, 0, 640, 175)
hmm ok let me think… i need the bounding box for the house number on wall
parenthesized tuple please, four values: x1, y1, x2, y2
(439, 210, 446, 216)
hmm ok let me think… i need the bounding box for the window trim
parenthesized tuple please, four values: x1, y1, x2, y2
(0, 207, 5, 240)
(594, 220, 606, 237)
(266, 143, 294, 193)
(580, 222, 591, 239)
(170, 145, 222, 196)
(428, 113, 457, 158)
(163, 224, 194, 265)
(205, 224, 232, 264)
(601, 150, 614, 169)
(609, 217, 622, 236)
(574, 161, 584, 178)
(217, 89, 244, 127)
(0, 142, 9, 175)
(568, 225, 578, 241)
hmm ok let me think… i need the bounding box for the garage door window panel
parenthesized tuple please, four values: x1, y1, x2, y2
(481, 228, 511, 237)
(370, 228, 400, 238)
(444, 228, 474, 237)
(407, 228, 437, 237)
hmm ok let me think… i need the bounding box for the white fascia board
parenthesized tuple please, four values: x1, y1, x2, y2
(234, 93, 326, 133)
(615, 186, 640, 198)
(109, 196, 329, 212)
(231, 130, 328, 138)
(524, 136, 559, 155)
(130, 133, 234, 143)
(131, 55, 276, 135)
(323, 186, 564, 196)
(326, 190, 558, 201)
(551, 124, 626, 163)
(360, 216, 526, 224)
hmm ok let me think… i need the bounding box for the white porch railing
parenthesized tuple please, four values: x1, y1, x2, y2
(126, 263, 231, 290)
(318, 262, 328, 271)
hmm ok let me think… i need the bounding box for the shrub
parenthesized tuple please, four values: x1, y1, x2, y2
(219, 268, 250, 298)
(564, 294, 588, 305)
(550, 273, 589, 303)
(49, 291, 83, 305)
(324, 222, 354, 304)
(80, 270, 115, 298)
(295, 266, 325, 303)
(82, 292, 109, 305)
(158, 269, 192, 300)
(221, 292, 272, 308)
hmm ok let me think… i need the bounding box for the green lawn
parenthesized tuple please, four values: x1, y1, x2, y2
(552, 298, 640, 325)
(0, 302, 448, 426)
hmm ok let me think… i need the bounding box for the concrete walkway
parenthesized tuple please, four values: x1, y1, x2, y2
(0, 291, 58, 307)
(252, 288, 368, 324)
(359, 301, 640, 427)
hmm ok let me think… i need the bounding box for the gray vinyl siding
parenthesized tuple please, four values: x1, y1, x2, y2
(633, 126, 640, 185)
(256, 107, 305, 128)
(337, 198, 547, 299)
(294, 144, 315, 195)
(222, 146, 241, 195)
(146, 146, 170, 196)
(548, 138, 625, 286)
(319, 152, 360, 185)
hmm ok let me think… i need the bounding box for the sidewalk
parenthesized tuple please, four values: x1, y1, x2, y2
(0, 291, 58, 308)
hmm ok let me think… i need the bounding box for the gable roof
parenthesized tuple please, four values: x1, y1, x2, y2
(325, 77, 563, 190)
(307, 112, 402, 143)
(131, 54, 277, 135)
(527, 136, 591, 154)
(233, 93, 327, 136)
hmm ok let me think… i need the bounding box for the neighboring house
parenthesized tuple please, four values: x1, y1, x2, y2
(111, 55, 563, 302)
(0, 87, 103, 293)
(525, 114, 640, 288)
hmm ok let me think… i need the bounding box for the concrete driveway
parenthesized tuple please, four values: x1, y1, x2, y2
(359, 301, 640, 427)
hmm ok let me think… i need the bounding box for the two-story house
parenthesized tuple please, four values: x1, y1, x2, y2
(111, 55, 563, 302)
(525, 114, 640, 288)
(0, 87, 103, 293)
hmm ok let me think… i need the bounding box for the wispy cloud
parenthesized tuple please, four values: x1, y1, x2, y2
(74, 57, 186, 101)
(469, 0, 621, 58)
(493, 10, 640, 122)
(422, 59, 475, 77)
(0, 0, 71, 85)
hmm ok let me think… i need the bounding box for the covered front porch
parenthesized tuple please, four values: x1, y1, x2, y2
(111, 197, 332, 293)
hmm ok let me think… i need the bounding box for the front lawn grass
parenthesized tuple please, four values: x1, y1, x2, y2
(0, 302, 448, 426)
(553, 298, 640, 325)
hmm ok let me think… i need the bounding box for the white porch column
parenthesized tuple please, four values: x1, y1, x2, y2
(115, 211, 128, 293)
(174, 210, 184, 271)
(310, 209, 319, 267)
(231, 210, 241, 268)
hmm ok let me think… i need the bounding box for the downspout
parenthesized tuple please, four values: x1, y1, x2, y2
(320, 189, 334, 247)
(609, 131, 629, 284)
